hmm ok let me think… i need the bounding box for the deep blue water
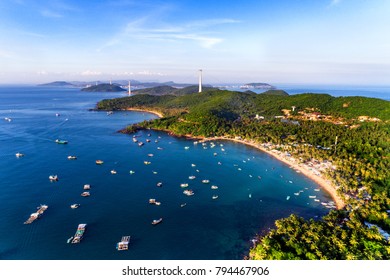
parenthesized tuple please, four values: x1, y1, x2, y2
(0, 86, 331, 260)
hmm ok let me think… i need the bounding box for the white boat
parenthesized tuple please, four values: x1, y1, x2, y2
(202, 180, 209, 184)
(67, 236, 73, 243)
(309, 195, 317, 199)
(156, 182, 163, 187)
(116, 236, 130, 250)
(152, 218, 163, 225)
(184, 146, 190, 150)
(67, 155, 77, 160)
(83, 184, 91, 190)
(149, 199, 161, 205)
(81, 192, 90, 197)
(144, 161, 151, 165)
(4, 117, 12, 122)
(49, 175, 58, 181)
(188, 176, 196, 180)
(138, 142, 144, 147)
(110, 170, 117, 174)
(147, 154, 154, 157)
(249, 193, 252, 198)
(129, 170, 135, 174)
(212, 195, 219, 200)
(180, 183, 189, 188)
(191, 164, 196, 167)
(286, 196, 290, 200)
(183, 189, 194, 196)
(95, 160, 104, 165)
(15, 152, 24, 158)
(70, 204, 80, 209)
(211, 185, 218, 190)
(314, 188, 320, 192)
(132, 137, 138, 143)
(180, 203, 187, 207)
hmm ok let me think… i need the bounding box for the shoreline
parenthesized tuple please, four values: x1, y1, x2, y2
(200, 136, 345, 209)
(121, 108, 345, 210)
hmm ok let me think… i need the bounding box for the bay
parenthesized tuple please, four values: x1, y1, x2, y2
(0, 86, 330, 260)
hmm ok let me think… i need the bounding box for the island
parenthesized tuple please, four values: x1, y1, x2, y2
(96, 86, 390, 260)
(38, 81, 75, 87)
(81, 83, 126, 92)
(240, 82, 276, 89)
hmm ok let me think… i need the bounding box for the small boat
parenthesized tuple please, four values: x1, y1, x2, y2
(144, 161, 151, 165)
(149, 198, 156, 204)
(4, 117, 12, 122)
(289, 181, 293, 184)
(202, 180, 209, 184)
(183, 189, 194, 196)
(49, 175, 58, 181)
(83, 184, 91, 190)
(191, 164, 196, 167)
(180, 183, 189, 188)
(110, 170, 117, 174)
(67, 236, 73, 243)
(138, 142, 144, 147)
(156, 182, 163, 187)
(184, 146, 190, 150)
(95, 160, 104, 165)
(212, 195, 219, 200)
(155, 201, 161, 206)
(157, 147, 163, 150)
(71, 224, 87, 244)
(309, 195, 317, 199)
(67, 155, 77, 160)
(286, 196, 290, 200)
(15, 152, 24, 158)
(249, 193, 252, 198)
(132, 137, 138, 143)
(56, 113, 60, 117)
(24, 205, 48, 224)
(107, 111, 113, 115)
(211, 185, 218, 190)
(55, 139, 68, 144)
(70, 204, 80, 209)
(152, 171, 158, 174)
(81, 192, 90, 197)
(180, 203, 187, 208)
(152, 218, 163, 225)
(314, 188, 320, 192)
(116, 236, 130, 250)
(213, 153, 217, 156)
(146, 139, 151, 142)
(188, 176, 196, 180)
(294, 192, 300, 196)
(129, 170, 135, 174)
(314, 199, 320, 202)
(147, 154, 154, 157)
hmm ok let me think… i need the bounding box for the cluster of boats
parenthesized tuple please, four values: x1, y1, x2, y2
(24, 205, 48, 224)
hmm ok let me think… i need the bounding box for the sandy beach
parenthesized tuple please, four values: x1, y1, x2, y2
(125, 108, 164, 118)
(200, 136, 345, 209)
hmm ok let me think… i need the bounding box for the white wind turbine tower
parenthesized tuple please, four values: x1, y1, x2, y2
(198, 69, 202, 93)
(128, 81, 131, 95)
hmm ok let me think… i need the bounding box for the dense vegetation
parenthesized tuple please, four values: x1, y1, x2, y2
(97, 87, 390, 259)
(132, 85, 214, 96)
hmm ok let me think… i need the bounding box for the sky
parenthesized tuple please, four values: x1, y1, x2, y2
(0, 0, 390, 85)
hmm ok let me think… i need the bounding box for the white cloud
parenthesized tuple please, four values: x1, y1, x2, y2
(329, 0, 341, 6)
(41, 9, 63, 18)
(81, 70, 102, 76)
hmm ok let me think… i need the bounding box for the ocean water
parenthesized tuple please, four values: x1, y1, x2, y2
(0, 86, 331, 260)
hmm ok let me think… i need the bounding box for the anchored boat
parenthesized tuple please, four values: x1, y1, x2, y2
(116, 236, 131, 250)
(152, 218, 163, 225)
(71, 224, 87, 244)
(24, 205, 48, 224)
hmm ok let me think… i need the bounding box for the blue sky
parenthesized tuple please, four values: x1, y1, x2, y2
(0, 0, 389, 85)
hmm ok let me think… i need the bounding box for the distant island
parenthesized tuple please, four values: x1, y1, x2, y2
(96, 86, 390, 260)
(81, 83, 126, 92)
(38, 81, 75, 87)
(240, 82, 276, 89)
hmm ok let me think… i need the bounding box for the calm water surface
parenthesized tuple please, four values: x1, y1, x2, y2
(0, 86, 331, 260)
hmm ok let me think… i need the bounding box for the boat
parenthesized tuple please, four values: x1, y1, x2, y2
(15, 152, 24, 157)
(249, 193, 252, 198)
(55, 139, 68, 144)
(191, 164, 196, 167)
(146, 139, 151, 142)
(70, 204, 80, 209)
(71, 224, 87, 243)
(81, 192, 90, 197)
(212, 195, 219, 200)
(309, 195, 317, 199)
(67, 236, 73, 243)
(67, 155, 77, 160)
(110, 170, 117, 174)
(156, 182, 163, 187)
(202, 180, 210, 184)
(211, 185, 218, 190)
(116, 236, 130, 250)
(184, 146, 190, 150)
(183, 189, 194, 196)
(314, 188, 320, 192)
(289, 181, 293, 184)
(56, 113, 60, 117)
(213, 153, 217, 156)
(286, 196, 290, 200)
(129, 170, 135, 174)
(152, 171, 158, 174)
(83, 184, 91, 190)
(180, 183, 189, 188)
(95, 160, 104, 165)
(49, 175, 58, 181)
(157, 147, 163, 150)
(314, 199, 320, 202)
(24, 204, 48, 224)
(132, 137, 138, 143)
(188, 176, 196, 180)
(4, 117, 12, 122)
(147, 154, 154, 157)
(180, 203, 187, 207)
(144, 161, 151, 165)
(138, 142, 144, 147)
(149, 198, 156, 204)
(155, 201, 161, 206)
(152, 218, 163, 225)
(107, 111, 113, 115)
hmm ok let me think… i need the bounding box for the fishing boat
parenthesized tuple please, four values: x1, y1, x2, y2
(4, 117, 12, 122)
(116, 236, 130, 250)
(183, 189, 194, 196)
(191, 164, 196, 167)
(156, 182, 163, 187)
(83, 184, 91, 190)
(132, 137, 138, 143)
(49, 175, 58, 181)
(147, 154, 154, 157)
(110, 170, 117, 174)
(202, 180, 209, 184)
(95, 160, 104, 165)
(70, 204, 80, 209)
(24, 205, 48, 224)
(138, 142, 144, 147)
(129, 170, 135, 174)
(15, 152, 24, 158)
(294, 192, 300, 196)
(146, 139, 151, 143)
(71, 224, 87, 243)
(211, 185, 218, 190)
(107, 111, 113, 115)
(157, 147, 163, 150)
(149, 198, 156, 204)
(180, 183, 189, 188)
(81, 191, 90, 197)
(180, 203, 187, 208)
(309, 195, 316, 199)
(314, 188, 320, 192)
(144, 161, 151, 165)
(152, 218, 163, 225)
(67, 155, 77, 160)
(212, 195, 219, 200)
(184, 146, 190, 150)
(286, 196, 290, 200)
(55, 139, 68, 144)
(188, 176, 196, 180)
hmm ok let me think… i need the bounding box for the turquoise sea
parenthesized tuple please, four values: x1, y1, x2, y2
(0, 86, 332, 260)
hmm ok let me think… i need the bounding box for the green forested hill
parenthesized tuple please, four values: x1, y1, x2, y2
(81, 83, 126, 92)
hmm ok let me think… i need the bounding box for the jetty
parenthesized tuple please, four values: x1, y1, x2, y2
(24, 205, 48, 224)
